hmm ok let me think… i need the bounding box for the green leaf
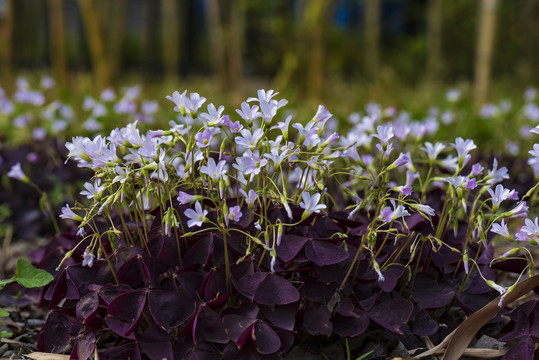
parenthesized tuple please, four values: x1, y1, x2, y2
(0, 330, 13, 338)
(0, 308, 9, 317)
(14, 259, 53, 288)
(0, 278, 14, 291)
(355, 350, 374, 360)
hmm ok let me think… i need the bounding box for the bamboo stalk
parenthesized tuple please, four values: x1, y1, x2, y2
(306, 0, 325, 101)
(521, 0, 536, 80)
(427, 0, 442, 83)
(161, 0, 180, 82)
(0, 0, 14, 89)
(204, 0, 227, 91)
(48, 0, 67, 86)
(473, 0, 498, 109)
(78, 0, 109, 90)
(228, 0, 244, 96)
(107, 0, 126, 83)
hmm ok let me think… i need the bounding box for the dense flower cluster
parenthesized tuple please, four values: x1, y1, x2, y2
(8, 86, 539, 358)
(49, 89, 539, 302)
(0, 76, 159, 147)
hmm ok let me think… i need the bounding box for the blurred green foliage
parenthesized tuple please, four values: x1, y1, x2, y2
(2, 0, 538, 86)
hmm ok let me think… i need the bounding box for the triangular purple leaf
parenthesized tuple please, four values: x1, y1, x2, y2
(183, 235, 214, 269)
(332, 312, 369, 338)
(491, 257, 529, 274)
(99, 342, 141, 360)
(411, 309, 439, 336)
(502, 337, 534, 360)
(200, 269, 227, 302)
(236, 324, 255, 351)
(194, 305, 229, 344)
(176, 270, 204, 300)
(222, 342, 264, 360)
(336, 293, 355, 316)
(368, 299, 413, 334)
(71, 329, 95, 360)
(96, 284, 132, 305)
(275, 329, 295, 354)
(412, 274, 455, 309)
(276, 235, 308, 262)
(65, 265, 98, 299)
(48, 270, 67, 309)
(116, 255, 152, 287)
(261, 303, 298, 331)
(185, 350, 222, 360)
(206, 293, 230, 309)
(302, 303, 333, 336)
(236, 272, 269, 301)
(138, 324, 174, 360)
(221, 302, 259, 319)
(530, 301, 539, 337)
(254, 274, 299, 305)
(76, 292, 99, 325)
(148, 289, 195, 332)
(499, 309, 530, 342)
(222, 314, 257, 343)
(37, 311, 81, 353)
(378, 266, 405, 292)
(305, 240, 349, 266)
(106, 289, 146, 338)
(253, 321, 281, 355)
(313, 217, 345, 238)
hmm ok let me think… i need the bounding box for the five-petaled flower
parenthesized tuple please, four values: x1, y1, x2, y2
(380, 200, 410, 222)
(82, 247, 95, 268)
(185, 201, 208, 228)
(491, 219, 511, 239)
(226, 205, 242, 224)
(200, 158, 228, 182)
(450, 137, 476, 167)
(299, 192, 326, 220)
(195, 128, 213, 148)
(487, 184, 518, 212)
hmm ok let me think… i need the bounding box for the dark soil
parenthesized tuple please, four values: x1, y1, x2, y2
(1, 238, 48, 360)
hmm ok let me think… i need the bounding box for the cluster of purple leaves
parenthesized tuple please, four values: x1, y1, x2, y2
(497, 298, 539, 359)
(35, 186, 516, 359)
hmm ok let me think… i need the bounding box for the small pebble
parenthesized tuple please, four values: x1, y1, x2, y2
(3, 350, 13, 358)
(0, 344, 8, 357)
(27, 319, 45, 327)
(14, 334, 32, 343)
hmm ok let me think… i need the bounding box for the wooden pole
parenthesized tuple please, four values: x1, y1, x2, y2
(228, 0, 244, 95)
(204, 0, 227, 91)
(78, 0, 109, 90)
(0, 0, 14, 88)
(427, 0, 442, 83)
(305, 0, 326, 101)
(521, 0, 536, 81)
(107, 0, 126, 82)
(474, 0, 498, 108)
(48, 0, 68, 86)
(161, 0, 180, 83)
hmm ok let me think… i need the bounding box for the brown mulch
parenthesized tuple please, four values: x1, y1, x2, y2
(1, 236, 48, 360)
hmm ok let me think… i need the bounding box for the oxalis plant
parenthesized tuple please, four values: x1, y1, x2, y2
(23, 89, 539, 359)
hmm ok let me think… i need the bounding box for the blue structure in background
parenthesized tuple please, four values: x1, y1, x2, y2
(333, 0, 407, 35)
